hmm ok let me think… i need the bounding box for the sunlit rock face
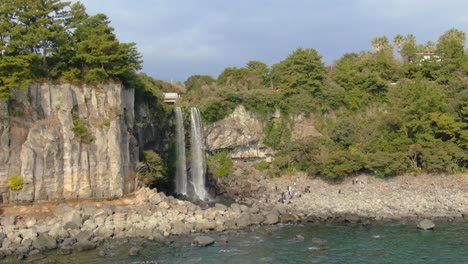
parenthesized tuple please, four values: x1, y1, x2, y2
(205, 105, 273, 161)
(205, 105, 322, 162)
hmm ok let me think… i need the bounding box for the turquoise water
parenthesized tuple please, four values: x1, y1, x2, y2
(49, 222, 467, 264)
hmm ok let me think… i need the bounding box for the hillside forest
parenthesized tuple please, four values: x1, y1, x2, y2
(0, 1, 466, 180)
(182, 30, 468, 179)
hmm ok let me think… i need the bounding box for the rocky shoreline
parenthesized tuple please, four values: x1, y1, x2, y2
(0, 173, 467, 261)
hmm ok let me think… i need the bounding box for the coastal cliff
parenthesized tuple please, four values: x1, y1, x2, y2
(0, 83, 139, 203)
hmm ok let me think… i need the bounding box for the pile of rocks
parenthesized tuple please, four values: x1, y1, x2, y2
(0, 188, 294, 260)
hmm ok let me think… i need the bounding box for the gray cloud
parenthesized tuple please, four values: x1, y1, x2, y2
(71, 0, 467, 82)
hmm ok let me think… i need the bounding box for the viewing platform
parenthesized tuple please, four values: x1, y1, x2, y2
(163, 93, 180, 104)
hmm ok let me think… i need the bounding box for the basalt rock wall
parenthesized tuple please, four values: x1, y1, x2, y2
(0, 83, 140, 203)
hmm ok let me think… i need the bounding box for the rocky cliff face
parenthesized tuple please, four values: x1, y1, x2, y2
(205, 105, 273, 161)
(0, 83, 139, 203)
(205, 105, 322, 161)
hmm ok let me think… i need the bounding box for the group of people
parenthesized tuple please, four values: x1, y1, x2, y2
(274, 183, 312, 204)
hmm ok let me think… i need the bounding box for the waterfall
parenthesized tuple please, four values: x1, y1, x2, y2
(174, 107, 187, 195)
(190, 107, 208, 200)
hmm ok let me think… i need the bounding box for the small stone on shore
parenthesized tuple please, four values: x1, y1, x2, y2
(417, 219, 435, 230)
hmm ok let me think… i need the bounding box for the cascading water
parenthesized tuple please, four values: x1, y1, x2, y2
(189, 107, 208, 200)
(174, 107, 187, 195)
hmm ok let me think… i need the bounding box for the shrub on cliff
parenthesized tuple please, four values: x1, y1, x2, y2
(137, 150, 168, 188)
(208, 151, 233, 177)
(8, 175, 24, 191)
(255, 161, 270, 171)
(71, 108, 93, 143)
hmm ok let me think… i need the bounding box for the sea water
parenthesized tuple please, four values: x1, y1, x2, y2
(47, 222, 468, 264)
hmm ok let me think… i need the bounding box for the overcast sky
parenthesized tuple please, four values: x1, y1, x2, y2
(74, 0, 468, 82)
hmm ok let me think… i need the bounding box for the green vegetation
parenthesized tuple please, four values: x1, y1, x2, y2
(137, 150, 168, 188)
(184, 28, 468, 179)
(71, 107, 93, 143)
(208, 151, 234, 177)
(255, 160, 270, 171)
(0, 0, 142, 100)
(8, 175, 24, 191)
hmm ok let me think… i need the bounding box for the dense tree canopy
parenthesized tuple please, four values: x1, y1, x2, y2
(183, 28, 467, 179)
(0, 0, 142, 99)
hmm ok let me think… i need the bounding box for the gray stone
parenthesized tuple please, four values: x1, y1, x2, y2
(75, 230, 94, 242)
(240, 205, 249, 213)
(265, 213, 279, 225)
(249, 204, 260, 214)
(128, 246, 140, 256)
(192, 236, 215, 247)
(27, 249, 46, 262)
(250, 214, 265, 225)
(95, 225, 114, 238)
(32, 234, 57, 250)
(214, 203, 228, 211)
(272, 204, 286, 215)
(236, 213, 251, 228)
(230, 203, 241, 214)
(417, 219, 435, 230)
(217, 236, 229, 245)
(311, 238, 327, 245)
(296, 235, 305, 241)
(0, 216, 17, 226)
(33, 225, 50, 234)
(73, 241, 97, 252)
(280, 213, 296, 223)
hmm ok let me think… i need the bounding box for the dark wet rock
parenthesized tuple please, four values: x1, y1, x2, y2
(27, 249, 46, 262)
(0, 232, 6, 245)
(174, 241, 190, 248)
(128, 247, 140, 256)
(344, 214, 361, 224)
(97, 248, 110, 257)
(59, 247, 73, 255)
(296, 234, 305, 241)
(73, 241, 97, 252)
(280, 213, 296, 223)
(193, 236, 215, 247)
(417, 219, 435, 230)
(61, 238, 78, 247)
(217, 236, 229, 246)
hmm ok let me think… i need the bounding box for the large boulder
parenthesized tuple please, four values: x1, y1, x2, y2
(128, 247, 140, 256)
(417, 219, 435, 230)
(192, 236, 215, 247)
(214, 203, 228, 212)
(230, 203, 241, 214)
(265, 212, 279, 225)
(73, 241, 97, 252)
(32, 234, 57, 251)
